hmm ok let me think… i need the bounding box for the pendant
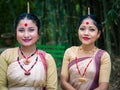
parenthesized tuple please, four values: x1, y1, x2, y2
(25, 72, 31, 75)
(24, 60, 30, 65)
(79, 77, 86, 82)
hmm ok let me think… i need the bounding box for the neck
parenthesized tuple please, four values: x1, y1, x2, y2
(20, 45, 37, 55)
(79, 44, 97, 55)
(81, 44, 96, 51)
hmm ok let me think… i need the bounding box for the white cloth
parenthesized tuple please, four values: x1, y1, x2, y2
(7, 54, 46, 90)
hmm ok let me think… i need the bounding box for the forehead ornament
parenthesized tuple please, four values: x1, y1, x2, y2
(24, 23, 28, 27)
(86, 22, 89, 25)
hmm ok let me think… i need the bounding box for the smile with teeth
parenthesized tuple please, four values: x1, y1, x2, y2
(23, 39, 31, 42)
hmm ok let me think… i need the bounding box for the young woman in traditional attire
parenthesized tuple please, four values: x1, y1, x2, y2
(0, 13, 57, 90)
(60, 14, 111, 90)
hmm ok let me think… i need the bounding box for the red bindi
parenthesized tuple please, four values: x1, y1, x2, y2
(24, 23, 28, 27)
(86, 22, 89, 25)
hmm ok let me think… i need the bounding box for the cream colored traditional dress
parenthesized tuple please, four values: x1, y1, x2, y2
(61, 46, 111, 90)
(0, 47, 57, 90)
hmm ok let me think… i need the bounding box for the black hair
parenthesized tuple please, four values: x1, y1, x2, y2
(14, 13, 40, 34)
(78, 14, 102, 32)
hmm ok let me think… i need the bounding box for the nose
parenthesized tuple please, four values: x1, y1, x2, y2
(84, 29, 89, 35)
(24, 31, 29, 38)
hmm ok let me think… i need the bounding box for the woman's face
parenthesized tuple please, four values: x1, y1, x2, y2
(16, 18, 39, 47)
(78, 18, 100, 46)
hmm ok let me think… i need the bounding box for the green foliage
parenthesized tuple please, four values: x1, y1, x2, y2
(0, 0, 120, 54)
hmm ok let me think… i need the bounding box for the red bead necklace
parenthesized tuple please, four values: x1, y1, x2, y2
(19, 47, 37, 65)
(75, 57, 92, 82)
(17, 56, 38, 75)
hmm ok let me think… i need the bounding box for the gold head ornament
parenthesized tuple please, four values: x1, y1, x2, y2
(27, 1, 30, 13)
(88, 7, 90, 15)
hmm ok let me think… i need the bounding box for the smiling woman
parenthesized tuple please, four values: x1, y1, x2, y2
(0, 13, 57, 90)
(60, 14, 111, 90)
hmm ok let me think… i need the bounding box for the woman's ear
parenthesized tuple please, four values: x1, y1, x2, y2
(97, 31, 101, 39)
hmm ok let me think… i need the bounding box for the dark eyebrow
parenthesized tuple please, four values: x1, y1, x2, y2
(89, 26, 97, 29)
(17, 27, 24, 30)
(28, 27, 35, 29)
(80, 25, 86, 28)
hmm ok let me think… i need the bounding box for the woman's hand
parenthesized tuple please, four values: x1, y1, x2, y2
(94, 82, 109, 90)
(60, 75, 76, 90)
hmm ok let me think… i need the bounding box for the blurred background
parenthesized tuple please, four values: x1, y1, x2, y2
(0, 0, 120, 89)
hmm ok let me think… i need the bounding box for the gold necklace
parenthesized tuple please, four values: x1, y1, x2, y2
(76, 46, 97, 82)
(79, 46, 97, 55)
(75, 57, 92, 82)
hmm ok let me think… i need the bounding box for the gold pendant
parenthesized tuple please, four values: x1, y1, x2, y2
(24, 60, 30, 65)
(79, 77, 86, 82)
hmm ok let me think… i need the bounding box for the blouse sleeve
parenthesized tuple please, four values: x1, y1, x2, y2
(45, 53, 58, 90)
(61, 48, 70, 77)
(99, 51, 111, 83)
(0, 52, 8, 90)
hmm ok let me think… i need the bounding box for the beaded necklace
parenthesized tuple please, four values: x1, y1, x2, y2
(17, 56, 38, 75)
(19, 47, 37, 65)
(76, 46, 97, 82)
(75, 57, 92, 82)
